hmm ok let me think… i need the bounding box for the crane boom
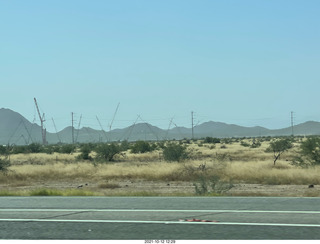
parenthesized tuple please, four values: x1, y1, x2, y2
(96, 116, 108, 141)
(34, 98, 43, 122)
(109, 102, 120, 131)
(108, 102, 120, 142)
(34, 98, 47, 144)
(52, 118, 61, 143)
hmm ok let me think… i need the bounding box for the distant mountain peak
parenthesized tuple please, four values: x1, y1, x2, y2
(1, 108, 320, 144)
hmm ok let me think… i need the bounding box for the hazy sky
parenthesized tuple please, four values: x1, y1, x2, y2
(1, 0, 319, 132)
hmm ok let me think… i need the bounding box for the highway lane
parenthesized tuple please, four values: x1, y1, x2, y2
(0, 196, 320, 239)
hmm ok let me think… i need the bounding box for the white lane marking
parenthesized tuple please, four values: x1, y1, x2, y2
(1, 209, 320, 214)
(0, 218, 319, 227)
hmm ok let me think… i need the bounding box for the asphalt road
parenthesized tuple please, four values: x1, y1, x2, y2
(0, 196, 320, 240)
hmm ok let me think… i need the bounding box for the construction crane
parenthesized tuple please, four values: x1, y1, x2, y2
(96, 116, 108, 141)
(34, 98, 47, 145)
(109, 102, 120, 132)
(52, 118, 61, 143)
(108, 103, 120, 142)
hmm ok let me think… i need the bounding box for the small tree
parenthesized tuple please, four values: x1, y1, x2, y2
(0, 156, 11, 174)
(94, 143, 121, 162)
(77, 144, 93, 160)
(204, 137, 221, 144)
(131, 140, 153, 154)
(298, 137, 320, 166)
(163, 143, 188, 162)
(27, 143, 42, 153)
(120, 140, 130, 151)
(266, 138, 293, 165)
(59, 144, 76, 154)
(0, 145, 8, 155)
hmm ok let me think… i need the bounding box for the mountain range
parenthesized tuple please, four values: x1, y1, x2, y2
(1, 108, 320, 145)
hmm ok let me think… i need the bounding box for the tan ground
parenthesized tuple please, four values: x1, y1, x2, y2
(1, 179, 319, 197)
(2, 139, 320, 197)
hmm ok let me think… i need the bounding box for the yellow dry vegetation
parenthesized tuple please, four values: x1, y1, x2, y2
(1, 138, 319, 187)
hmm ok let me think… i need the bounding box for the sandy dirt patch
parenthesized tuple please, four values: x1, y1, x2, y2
(1, 180, 319, 197)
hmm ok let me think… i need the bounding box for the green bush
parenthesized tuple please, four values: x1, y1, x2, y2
(0, 157, 11, 173)
(193, 175, 208, 195)
(77, 144, 92, 160)
(11, 145, 28, 154)
(59, 144, 76, 154)
(240, 141, 250, 147)
(131, 141, 154, 154)
(250, 140, 261, 148)
(163, 143, 188, 162)
(120, 140, 130, 151)
(27, 143, 42, 153)
(293, 137, 320, 167)
(204, 137, 221, 144)
(0, 145, 8, 155)
(193, 175, 233, 195)
(94, 143, 122, 162)
(9, 143, 44, 154)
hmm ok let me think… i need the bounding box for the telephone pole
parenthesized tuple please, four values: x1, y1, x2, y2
(291, 111, 294, 136)
(71, 112, 74, 144)
(191, 111, 194, 139)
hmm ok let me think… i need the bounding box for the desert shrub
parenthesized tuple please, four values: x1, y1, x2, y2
(120, 140, 130, 151)
(43, 145, 61, 154)
(163, 143, 188, 162)
(98, 183, 121, 189)
(193, 175, 208, 195)
(214, 152, 232, 162)
(94, 143, 122, 162)
(292, 137, 320, 167)
(240, 141, 250, 147)
(9, 143, 44, 154)
(193, 175, 233, 195)
(59, 144, 76, 154)
(157, 141, 166, 149)
(210, 175, 234, 193)
(250, 140, 261, 148)
(221, 138, 233, 144)
(29, 188, 96, 196)
(11, 145, 28, 154)
(131, 141, 154, 154)
(77, 144, 92, 160)
(204, 137, 221, 144)
(241, 139, 261, 148)
(42, 145, 55, 154)
(182, 139, 191, 144)
(27, 143, 42, 153)
(0, 157, 11, 173)
(0, 145, 8, 155)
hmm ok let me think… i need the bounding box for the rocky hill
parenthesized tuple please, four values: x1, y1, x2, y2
(1, 108, 320, 145)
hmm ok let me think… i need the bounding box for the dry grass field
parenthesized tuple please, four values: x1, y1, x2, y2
(0, 138, 320, 197)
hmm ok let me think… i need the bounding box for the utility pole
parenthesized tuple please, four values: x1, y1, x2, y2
(191, 111, 194, 139)
(291, 111, 294, 136)
(71, 112, 74, 144)
(34, 98, 47, 145)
